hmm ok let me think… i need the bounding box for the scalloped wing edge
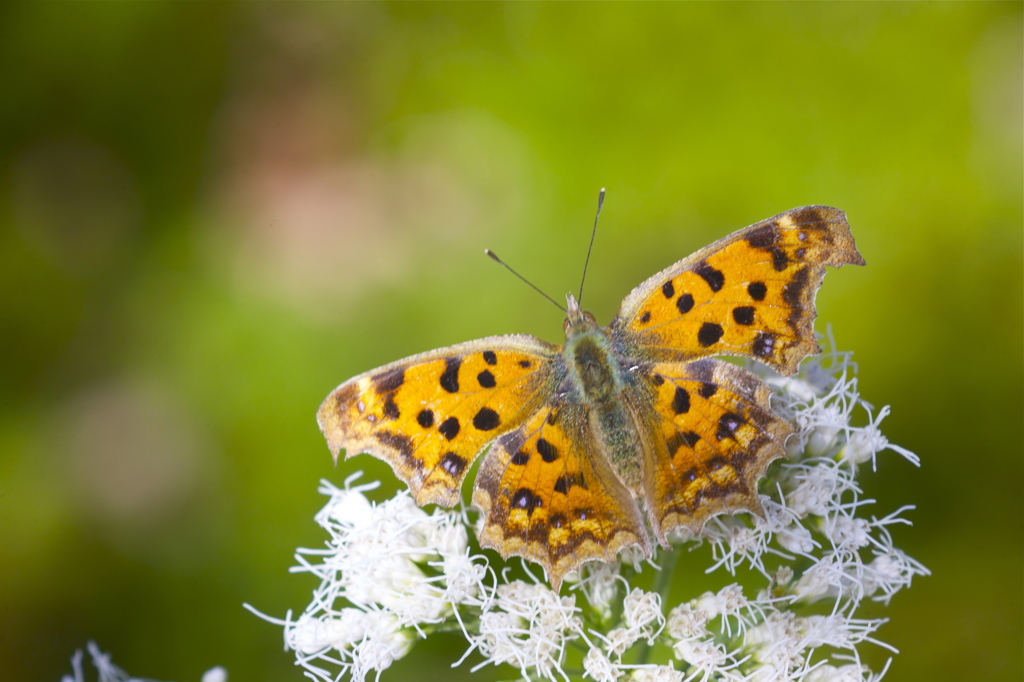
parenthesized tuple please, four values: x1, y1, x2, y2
(316, 333, 559, 507)
(614, 205, 865, 376)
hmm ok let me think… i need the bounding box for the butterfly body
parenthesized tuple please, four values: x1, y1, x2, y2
(318, 205, 865, 589)
(560, 297, 649, 491)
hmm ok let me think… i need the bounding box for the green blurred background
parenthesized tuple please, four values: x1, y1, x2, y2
(1, 3, 1020, 680)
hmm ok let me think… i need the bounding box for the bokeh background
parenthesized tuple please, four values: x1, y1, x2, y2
(1, 3, 1020, 681)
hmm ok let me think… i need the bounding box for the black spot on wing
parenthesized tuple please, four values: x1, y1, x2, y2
(536, 438, 559, 462)
(771, 247, 790, 272)
(697, 322, 724, 347)
(439, 452, 467, 477)
(676, 293, 694, 314)
(382, 396, 400, 420)
(511, 450, 530, 465)
(747, 281, 767, 301)
(672, 386, 691, 414)
(694, 261, 725, 292)
(666, 430, 700, 454)
(699, 382, 717, 398)
(752, 331, 776, 359)
(473, 407, 500, 431)
(662, 280, 675, 298)
(511, 488, 541, 515)
(783, 267, 810, 309)
(416, 409, 434, 428)
(483, 350, 497, 365)
(439, 416, 461, 440)
(716, 413, 743, 441)
(440, 358, 461, 393)
(477, 370, 497, 388)
(554, 472, 587, 494)
(733, 306, 755, 325)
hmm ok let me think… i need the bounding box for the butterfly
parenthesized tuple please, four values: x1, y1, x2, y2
(318, 205, 865, 590)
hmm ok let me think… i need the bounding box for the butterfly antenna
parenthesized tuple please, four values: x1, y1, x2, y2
(485, 249, 567, 313)
(577, 187, 605, 305)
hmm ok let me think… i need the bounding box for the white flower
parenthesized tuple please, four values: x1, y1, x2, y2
(438, 551, 486, 604)
(667, 603, 711, 641)
(803, 663, 871, 681)
(577, 561, 624, 619)
(797, 614, 890, 653)
(704, 516, 770, 575)
(289, 609, 371, 654)
(280, 608, 413, 680)
(584, 647, 622, 682)
(599, 627, 643, 658)
(468, 580, 584, 681)
(623, 588, 666, 639)
(842, 405, 920, 469)
(631, 664, 684, 682)
(744, 610, 806, 677)
(785, 462, 842, 518)
(246, 473, 493, 681)
(762, 498, 818, 556)
(861, 549, 929, 604)
(790, 554, 847, 603)
(346, 611, 415, 679)
(671, 637, 739, 679)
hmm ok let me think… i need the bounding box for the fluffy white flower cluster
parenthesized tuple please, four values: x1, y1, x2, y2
(256, 340, 927, 682)
(247, 474, 495, 681)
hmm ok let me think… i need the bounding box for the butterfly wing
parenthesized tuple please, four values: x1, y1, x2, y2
(472, 397, 651, 590)
(318, 335, 560, 507)
(625, 358, 794, 543)
(611, 206, 865, 375)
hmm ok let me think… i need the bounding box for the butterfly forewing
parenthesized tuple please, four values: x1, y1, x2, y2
(317, 335, 560, 507)
(612, 206, 865, 375)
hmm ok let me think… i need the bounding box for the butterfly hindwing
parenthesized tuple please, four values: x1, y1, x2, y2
(630, 358, 794, 543)
(612, 206, 865, 375)
(472, 399, 651, 590)
(317, 334, 559, 507)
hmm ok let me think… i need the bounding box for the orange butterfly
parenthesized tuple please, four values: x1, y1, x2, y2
(318, 205, 864, 590)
